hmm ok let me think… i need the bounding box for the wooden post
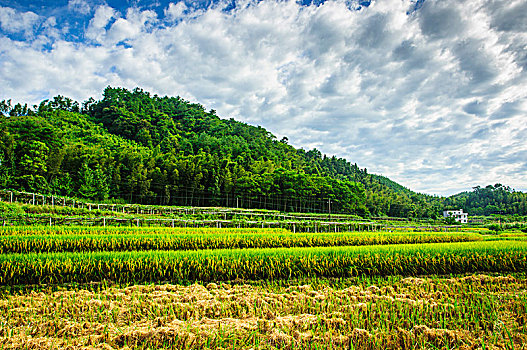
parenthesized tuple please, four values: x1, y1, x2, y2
(32, 193, 35, 205)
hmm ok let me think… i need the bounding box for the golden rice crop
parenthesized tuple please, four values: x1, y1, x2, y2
(0, 230, 482, 253)
(0, 241, 525, 285)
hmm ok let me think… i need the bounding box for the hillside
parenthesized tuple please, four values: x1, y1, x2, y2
(443, 184, 527, 216)
(0, 87, 448, 218)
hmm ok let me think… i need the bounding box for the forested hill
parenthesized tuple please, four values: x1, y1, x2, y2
(443, 184, 527, 216)
(0, 86, 454, 218)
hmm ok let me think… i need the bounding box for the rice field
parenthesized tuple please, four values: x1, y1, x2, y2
(0, 225, 526, 349)
(0, 226, 482, 254)
(1, 240, 526, 286)
(1, 274, 526, 349)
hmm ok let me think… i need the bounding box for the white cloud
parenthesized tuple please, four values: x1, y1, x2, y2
(0, 6, 40, 36)
(106, 8, 157, 44)
(68, 0, 91, 15)
(165, 2, 187, 21)
(1, 0, 526, 195)
(86, 5, 116, 43)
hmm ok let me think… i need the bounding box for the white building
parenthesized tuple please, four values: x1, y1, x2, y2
(443, 209, 468, 223)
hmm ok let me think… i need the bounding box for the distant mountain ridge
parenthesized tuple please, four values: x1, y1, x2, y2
(0, 87, 525, 217)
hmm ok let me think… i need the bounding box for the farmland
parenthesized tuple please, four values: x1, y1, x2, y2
(1, 273, 526, 349)
(0, 203, 527, 349)
(0, 227, 483, 254)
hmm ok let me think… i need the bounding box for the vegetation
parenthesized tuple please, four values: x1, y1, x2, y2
(444, 183, 527, 216)
(3, 88, 527, 219)
(0, 227, 482, 254)
(2, 87, 527, 349)
(0, 212, 525, 349)
(1, 241, 525, 285)
(0, 87, 446, 218)
(1, 274, 526, 349)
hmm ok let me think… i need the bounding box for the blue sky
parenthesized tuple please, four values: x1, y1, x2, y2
(1, 0, 526, 196)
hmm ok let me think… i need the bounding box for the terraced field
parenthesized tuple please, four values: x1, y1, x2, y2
(0, 225, 526, 349)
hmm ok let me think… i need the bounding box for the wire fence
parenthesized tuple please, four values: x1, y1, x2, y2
(0, 189, 467, 232)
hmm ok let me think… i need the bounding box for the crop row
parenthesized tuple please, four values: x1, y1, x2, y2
(0, 226, 294, 236)
(0, 231, 483, 253)
(1, 241, 526, 285)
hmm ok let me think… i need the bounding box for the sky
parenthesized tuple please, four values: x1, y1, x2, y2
(0, 0, 526, 196)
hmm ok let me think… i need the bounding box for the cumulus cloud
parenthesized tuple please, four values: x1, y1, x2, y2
(0, 6, 40, 36)
(0, 0, 526, 195)
(86, 5, 116, 43)
(106, 8, 157, 44)
(165, 2, 187, 21)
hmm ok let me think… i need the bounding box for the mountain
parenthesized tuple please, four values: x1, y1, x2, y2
(0, 87, 448, 218)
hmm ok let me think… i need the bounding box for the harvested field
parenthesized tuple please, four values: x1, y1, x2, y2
(1, 274, 526, 349)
